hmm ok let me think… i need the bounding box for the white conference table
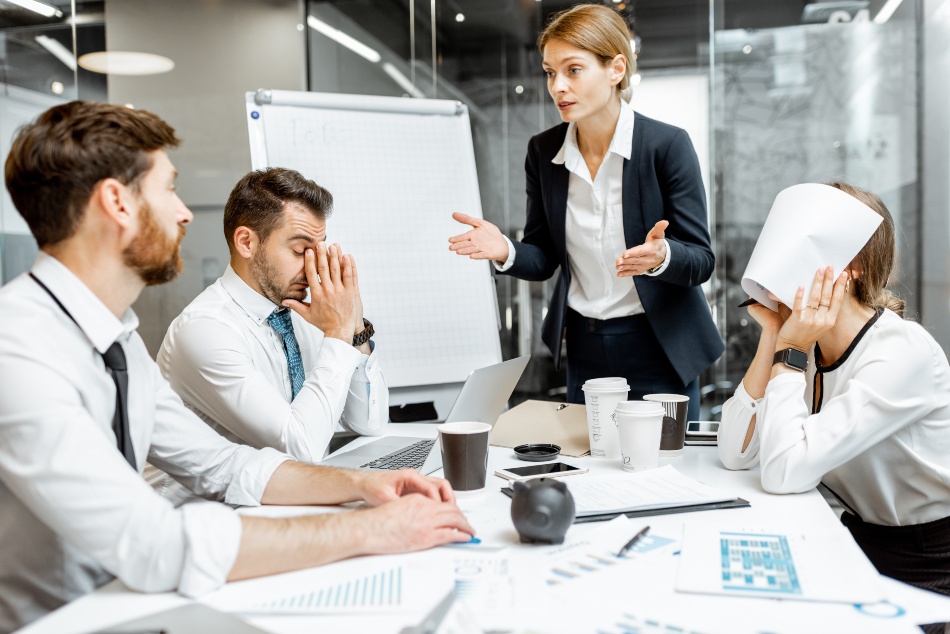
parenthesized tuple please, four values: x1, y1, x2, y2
(20, 423, 939, 634)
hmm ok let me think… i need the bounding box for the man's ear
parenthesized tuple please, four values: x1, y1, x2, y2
(233, 226, 260, 259)
(93, 178, 135, 231)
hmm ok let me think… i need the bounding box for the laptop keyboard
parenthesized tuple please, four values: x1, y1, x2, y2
(360, 439, 436, 470)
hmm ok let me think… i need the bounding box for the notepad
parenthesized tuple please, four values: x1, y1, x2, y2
(564, 466, 741, 518)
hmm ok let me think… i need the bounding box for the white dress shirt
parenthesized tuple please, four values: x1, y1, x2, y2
(0, 254, 291, 632)
(157, 266, 388, 463)
(718, 309, 950, 526)
(496, 99, 671, 319)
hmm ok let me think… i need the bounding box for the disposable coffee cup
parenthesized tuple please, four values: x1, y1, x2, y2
(581, 379, 630, 459)
(643, 394, 690, 456)
(438, 422, 491, 497)
(615, 401, 665, 472)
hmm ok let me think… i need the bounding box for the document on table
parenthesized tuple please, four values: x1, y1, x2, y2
(202, 554, 450, 614)
(676, 524, 886, 604)
(564, 465, 739, 517)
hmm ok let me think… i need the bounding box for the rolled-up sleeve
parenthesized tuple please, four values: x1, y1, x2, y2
(0, 354, 265, 596)
(147, 364, 292, 505)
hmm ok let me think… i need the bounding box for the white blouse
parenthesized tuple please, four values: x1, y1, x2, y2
(718, 309, 950, 526)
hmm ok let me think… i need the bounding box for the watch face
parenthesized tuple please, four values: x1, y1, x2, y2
(786, 348, 808, 371)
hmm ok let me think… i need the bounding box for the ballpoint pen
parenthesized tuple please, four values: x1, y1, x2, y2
(738, 297, 761, 308)
(617, 525, 650, 557)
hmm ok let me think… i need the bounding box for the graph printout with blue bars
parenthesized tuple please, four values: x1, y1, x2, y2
(720, 532, 801, 596)
(255, 566, 403, 611)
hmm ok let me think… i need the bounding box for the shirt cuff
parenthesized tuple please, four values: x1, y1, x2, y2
(642, 239, 672, 277)
(308, 334, 364, 373)
(492, 236, 517, 272)
(177, 501, 242, 597)
(733, 380, 762, 411)
(223, 447, 293, 507)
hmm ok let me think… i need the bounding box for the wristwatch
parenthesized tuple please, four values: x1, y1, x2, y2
(773, 348, 808, 372)
(352, 318, 374, 347)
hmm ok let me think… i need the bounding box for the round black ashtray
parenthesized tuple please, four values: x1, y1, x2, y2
(513, 443, 561, 462)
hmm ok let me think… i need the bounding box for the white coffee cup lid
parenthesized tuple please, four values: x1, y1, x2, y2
(582, 383, 630, 393)
(615, 401, 664, 415)
(583, 377, 627, 386)
(643, 393, 690, 403)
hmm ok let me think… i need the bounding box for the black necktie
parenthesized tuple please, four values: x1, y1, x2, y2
(100, 341, 136, 469)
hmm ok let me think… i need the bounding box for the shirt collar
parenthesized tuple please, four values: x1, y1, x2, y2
(219, 264, 282, 326)
(552, 98, 635, 167)
(30, 252, 138, 354)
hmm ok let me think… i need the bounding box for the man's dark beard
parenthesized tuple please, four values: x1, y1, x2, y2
(122, 200, 185, 286)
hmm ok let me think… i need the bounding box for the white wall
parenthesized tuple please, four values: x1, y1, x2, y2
(631, 72, 711, 207)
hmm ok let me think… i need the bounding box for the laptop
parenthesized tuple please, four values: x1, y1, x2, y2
(319, 355, 530, 475)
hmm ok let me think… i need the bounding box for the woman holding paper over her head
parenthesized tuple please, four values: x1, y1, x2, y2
(719, 182, 950, 603)
(447, 4, 723, 417)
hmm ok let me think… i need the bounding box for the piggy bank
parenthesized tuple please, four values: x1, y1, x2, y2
(510, 478, 576, 544)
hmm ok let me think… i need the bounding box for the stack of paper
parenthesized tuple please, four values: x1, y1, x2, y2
(563, 465, 743, 520)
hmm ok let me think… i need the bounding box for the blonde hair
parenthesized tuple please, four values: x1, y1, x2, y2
(538, 4, 636, 92)
(827, 181, 905, 317)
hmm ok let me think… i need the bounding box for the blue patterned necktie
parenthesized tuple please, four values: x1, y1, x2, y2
(267, 309, 305, 400)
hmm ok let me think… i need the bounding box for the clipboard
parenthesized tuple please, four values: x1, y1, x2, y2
(490, 400, 590, 457)
(498, 488, 749, 523)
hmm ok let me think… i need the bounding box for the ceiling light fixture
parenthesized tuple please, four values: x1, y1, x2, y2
(35, 35, 76, 70)
(50, 80, 64, 94)
(3, 0, 62, 18)
(77, 51, 175, 75)
(873, 0, 904, 22)
(455, 12, 464, 22)
(307, 15, 381, 63)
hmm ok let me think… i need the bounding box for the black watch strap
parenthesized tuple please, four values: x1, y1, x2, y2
(352, 318, 374, 347)
(773, 348, 808, 372)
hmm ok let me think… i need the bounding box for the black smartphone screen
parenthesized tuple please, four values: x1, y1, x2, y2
(504, 462, 580, 477)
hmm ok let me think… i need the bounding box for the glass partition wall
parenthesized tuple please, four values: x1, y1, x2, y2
(0, 0, 106, 284)
(709, 0, 921, 412)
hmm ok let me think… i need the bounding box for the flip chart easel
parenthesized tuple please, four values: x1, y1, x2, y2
(245, 90, 501, 397)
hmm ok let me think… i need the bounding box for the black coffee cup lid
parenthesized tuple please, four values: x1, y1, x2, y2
(513, 443, 561, 462)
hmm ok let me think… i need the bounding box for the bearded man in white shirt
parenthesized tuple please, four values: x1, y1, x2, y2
(155, 168, 386, 472)
(0, 101, 473, 633)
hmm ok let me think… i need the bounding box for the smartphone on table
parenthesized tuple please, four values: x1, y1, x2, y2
(494, 462, 588, 481)
(686, 421, 720, 437)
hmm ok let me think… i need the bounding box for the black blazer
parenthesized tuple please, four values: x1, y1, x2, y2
(504, 112, 724, 385)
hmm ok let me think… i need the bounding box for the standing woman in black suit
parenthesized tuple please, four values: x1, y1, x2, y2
(449, 4, 723, 419)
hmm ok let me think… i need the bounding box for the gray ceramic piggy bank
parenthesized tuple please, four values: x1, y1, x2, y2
(510, 478, 576, 544)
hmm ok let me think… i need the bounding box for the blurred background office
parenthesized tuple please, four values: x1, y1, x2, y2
(0, 0, 947, 420)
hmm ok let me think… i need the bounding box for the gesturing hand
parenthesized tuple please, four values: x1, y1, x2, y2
(616, 220, 669, 277)
(448, 212, 510, 263)
(776, 266, 848, 352)
(282, 242, 360, 343)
